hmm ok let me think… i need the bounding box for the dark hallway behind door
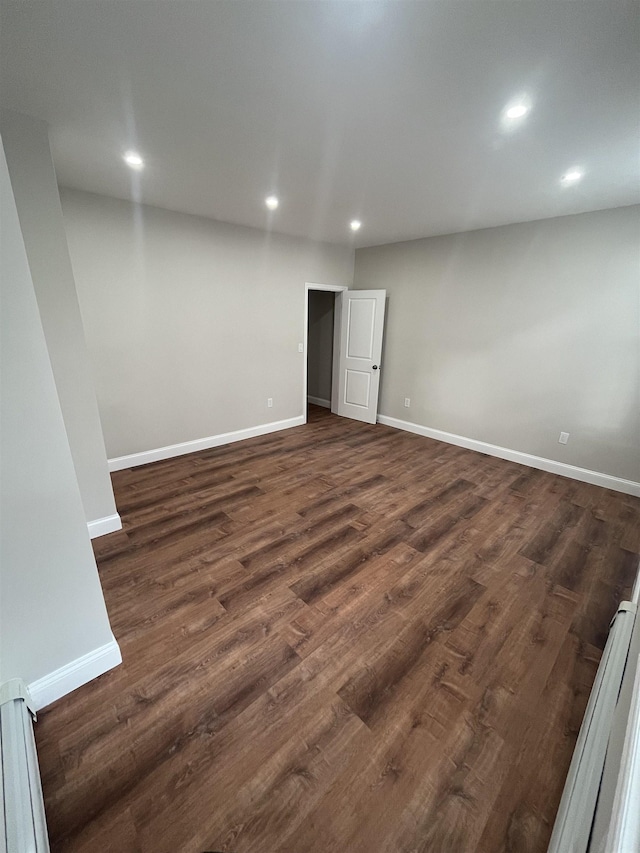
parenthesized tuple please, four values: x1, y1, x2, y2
(307, 290, 335, 412)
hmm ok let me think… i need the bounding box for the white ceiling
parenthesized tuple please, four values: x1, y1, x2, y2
(2, 1, 639, 247)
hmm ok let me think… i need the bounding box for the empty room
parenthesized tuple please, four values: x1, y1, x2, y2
(2, 2, 640, 852)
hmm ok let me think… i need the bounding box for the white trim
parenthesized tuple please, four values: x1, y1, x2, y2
(377, 415, 640, 497)
(108, 415, 304, 472)
(305, 282, 349, 291)
(307, 395, 330, 409)
(27, 634, 122, 711)
(303, 282, 348, 425)
(87, 512, 122, 539)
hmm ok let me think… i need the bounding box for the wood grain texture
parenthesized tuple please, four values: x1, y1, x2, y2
(35, 406, 640, 853)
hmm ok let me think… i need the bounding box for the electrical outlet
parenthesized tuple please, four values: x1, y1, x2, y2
(404, 398, 411, 408)
(559, 432, 570, 445)
(267, 398, 273, 408)
(298, 342, 304, 353)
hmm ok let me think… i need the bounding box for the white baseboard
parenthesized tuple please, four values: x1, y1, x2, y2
(378, 415, 640, 498)
(307, 396, 331, 409)
(108, 415, 305, 472)
(28, 634, 122, 711)
(87, 512, 122, 539)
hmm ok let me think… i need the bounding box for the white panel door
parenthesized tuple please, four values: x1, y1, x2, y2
(336, 289, 386, 424)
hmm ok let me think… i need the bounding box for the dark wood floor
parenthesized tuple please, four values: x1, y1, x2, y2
(36, 406, 640, 853)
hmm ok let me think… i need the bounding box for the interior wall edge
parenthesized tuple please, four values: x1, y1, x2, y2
(378, 414, 640, 498)
(0, 110, 118, 525)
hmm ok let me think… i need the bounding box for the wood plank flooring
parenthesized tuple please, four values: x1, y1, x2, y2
(35, 406, 640, 853)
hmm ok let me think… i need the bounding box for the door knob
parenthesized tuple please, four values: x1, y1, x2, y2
(372, 365, 379, 370)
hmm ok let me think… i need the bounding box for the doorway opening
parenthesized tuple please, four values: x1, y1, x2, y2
(303, 283, 347, 424)
(302, 283, 387, 426)
(307, 290, 335, 413)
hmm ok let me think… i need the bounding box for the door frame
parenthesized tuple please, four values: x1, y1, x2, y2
(303, 282, 348, 425)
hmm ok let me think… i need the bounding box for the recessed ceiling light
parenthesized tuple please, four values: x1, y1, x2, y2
(123, 151, 144, 169)
(560, 168, 584, 185)
(505, 104, 529, 119)
(265, 195, 279, 210)
(350, 220, 362, 232)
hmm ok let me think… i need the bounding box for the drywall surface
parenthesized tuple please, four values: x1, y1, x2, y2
(354, 206, 640, 482)
(0, 138, 115, 688)
(60, 188, 354, 458)
(0, 110, 117, 525)
(307, 290, 335, 402)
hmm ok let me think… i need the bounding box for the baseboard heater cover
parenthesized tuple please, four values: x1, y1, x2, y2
(603, 648, 640, 852)
(548, 598, 638, 853)
(0, 679, 50, 852)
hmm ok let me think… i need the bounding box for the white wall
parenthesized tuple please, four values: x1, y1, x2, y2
(0, 110, 118, 528)
(0, 138, 119, 705)
(307, 290, 335, 403)
(60, 188, 354, 460)
(354, 206, 640, 484)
